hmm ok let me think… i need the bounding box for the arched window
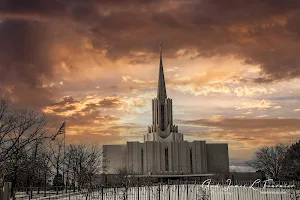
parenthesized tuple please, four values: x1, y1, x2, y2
(165, 148, 169, 171)
(141, 149, 144, 174)
(190, 148, 193, 173)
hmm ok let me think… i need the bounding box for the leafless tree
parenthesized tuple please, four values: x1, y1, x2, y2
(0, 99, 50, 186)
(0, 98, 108, 191)
(27, 139, 52, 188)
(247, 143, 289, 180)
(115, 167, 132, 186)
(113, 167, 136, 200)
(47, 138, 65, 178)
(38, 144, 52, 188)
(65, 143, 103, 189)
(3, 138, 54, 199)
(281, 140, 300, 180)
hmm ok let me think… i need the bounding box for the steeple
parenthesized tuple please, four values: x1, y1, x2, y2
(157, 43, 167, 100)
(145, 43, 181, 141)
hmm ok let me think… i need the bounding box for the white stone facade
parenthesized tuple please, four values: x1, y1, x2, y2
(103, 45, 229, 175)
(104, 141, 229, 174)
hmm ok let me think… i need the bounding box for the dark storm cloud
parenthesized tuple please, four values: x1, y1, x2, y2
(0, 19, 85, 107)
(0, 20, 54, 86)
(1, 0, 300, 105)
(0, 0, 68, 17)
(0, 0, 158, 19)
(82, 0, 300, 83)
(0, 0, 156, 97)
(0, 19, 59, 107)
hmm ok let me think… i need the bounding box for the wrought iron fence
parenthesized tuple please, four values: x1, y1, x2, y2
(12, 186, 84, 200)
(12, 180, 300, 200)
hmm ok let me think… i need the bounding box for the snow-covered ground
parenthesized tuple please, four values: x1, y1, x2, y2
(13, 184, 300, 200)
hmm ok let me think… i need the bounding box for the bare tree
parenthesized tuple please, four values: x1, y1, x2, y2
(5, 140, 53, 197)
(281, 140, 300, 180)
(48, 138, 64, 177)
(37, 144, 52, 189)
(0, 98, 108, 191)
(44, 138, 65, 190)
(4, 144, 28, 189)
(247, 143, 289, 180)
(114, 167, 132, 187)
(65, 143, 103, 189)
(0, 100, 48, 162)
(0, 99, 49, 186)
(25, 139, 52, 189)
(114, 167, 136, 200)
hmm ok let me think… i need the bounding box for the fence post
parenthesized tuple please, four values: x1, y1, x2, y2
(3, 182, 11, 200)
(148, 185, 150, 200)
(177, 181, 180, 200)
(158, 183, 160, 200)
(10, 183, 13, 200)
(44, 186, 46, 197)
(169, 184, 171, 200)
(0, 186, 3, 200)
(29, 187, 32, 200)
(12, 188, 16, 200)
(237, 186, 239, 200)
(186, 181, 188, 199)
(114, 186, 116, 200)
(137, 182, 139, 200)
(101, 186, 104, 200)
(293, 180, 296, 199)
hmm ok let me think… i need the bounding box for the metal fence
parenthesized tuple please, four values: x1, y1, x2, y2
(12, 186, 83, 200)
(12, 180, 300, 200)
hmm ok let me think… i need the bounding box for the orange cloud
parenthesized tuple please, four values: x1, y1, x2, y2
(178, 117, 300, 161)
(234, 86, 276, 97)
(235, 100, 279, 110)
(176, 84, 231, 96)
(2, 0, 300, 164)
(43, 94, 149, 116)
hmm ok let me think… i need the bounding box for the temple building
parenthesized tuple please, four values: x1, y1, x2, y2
(103, 45, 229, 175)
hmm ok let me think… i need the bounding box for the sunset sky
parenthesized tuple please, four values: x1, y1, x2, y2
(1, 0, 300, 168)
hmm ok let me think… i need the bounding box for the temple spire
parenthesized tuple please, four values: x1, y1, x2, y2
(157, 43, 167, 100)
